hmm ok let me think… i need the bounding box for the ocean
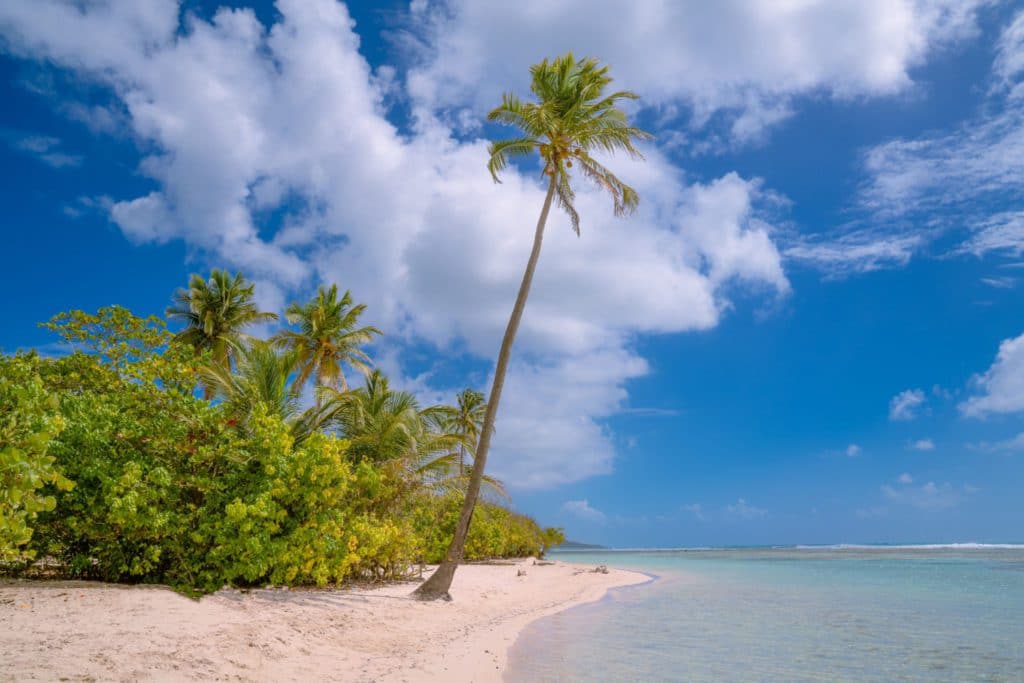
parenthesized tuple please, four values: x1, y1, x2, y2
(506, 546, 1024, 682)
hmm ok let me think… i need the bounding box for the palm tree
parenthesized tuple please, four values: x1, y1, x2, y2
(271, 284, 381, 404)
(199, 340, 331, 446)
(446, 388, 487, 476)
(322, 372, 505, 496)
(166, 270, 277, 399)
(414, 53, 649, 600)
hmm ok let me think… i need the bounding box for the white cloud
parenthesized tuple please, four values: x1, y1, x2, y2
(910, 438, 935, 451)
(2, 130, 82, 167)
(789, 10, 1024, 276)
(960, 331, 1024, 417)
(841, 10, 1024, 265)
(889, 388, 927, 420)
(994, 10, 1024, 96)
(881, 480, 972, 510)
(726, 498, 766, 519)
(784, 231, 922, 277)
(970, 431, 1024, 453)
(981, 276, 1017, 289)
(898, 472, 914, 484)
(0, 0, 791, 489)
(562, 499, 606, 523)
(845, 443, 862, 457)
(407, 0, 984, 143)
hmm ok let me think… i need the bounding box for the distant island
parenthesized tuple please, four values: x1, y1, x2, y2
(556, 541, 608, 550)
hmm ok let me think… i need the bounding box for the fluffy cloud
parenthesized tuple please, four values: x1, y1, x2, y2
(845, 443, 862, 457)
(562, 499, 606, 523)
(910, 438, 936, 451)
(407, 0, 984, 143)
(0, 0, 793, 489)
(960, 332, 1024, 417)
(889, 388, 926, 421)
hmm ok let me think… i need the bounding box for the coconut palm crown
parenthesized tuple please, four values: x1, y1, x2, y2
(486, 52, 651, 234)
(271, 284, 381, 396)
(166, 270, 277, 381)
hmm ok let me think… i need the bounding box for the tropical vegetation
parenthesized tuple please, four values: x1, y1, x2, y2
(0, 279, 561, 594)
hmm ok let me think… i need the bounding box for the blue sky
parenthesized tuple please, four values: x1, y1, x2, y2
(2, 0, 1024, 547)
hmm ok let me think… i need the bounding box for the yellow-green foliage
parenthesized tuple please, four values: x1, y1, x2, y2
(1, 307, 553, 593)
(413, 493, 562, 563)
(191, 410, 418, 590)
(0, 355, 73, 563)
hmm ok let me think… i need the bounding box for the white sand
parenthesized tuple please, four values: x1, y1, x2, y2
(0, 558, 647, 682)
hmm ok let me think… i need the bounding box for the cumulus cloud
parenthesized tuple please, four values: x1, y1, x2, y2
(845, 444, 862, 457)
(960, 332, 1024, 417)
(889, 388, 927, 421)
(909, 438, 936, 451)
(0, 0, 795, 489)
(406, 0, 984, 143)
(562, 499, 606, 523)
(898, 472, 914, 484)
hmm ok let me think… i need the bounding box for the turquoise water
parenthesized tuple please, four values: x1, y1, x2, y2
(506, 546, 1024, 682)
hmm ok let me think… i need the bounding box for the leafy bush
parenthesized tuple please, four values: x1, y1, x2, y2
(0, 355, 72, 563)
(189, 410, 418, 591)
(1, 306, 554, 593)
(412, 493, 560, 563)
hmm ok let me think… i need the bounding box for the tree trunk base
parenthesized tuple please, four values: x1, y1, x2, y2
(412, 560, 457, 601)
(411, 587, 452, 602)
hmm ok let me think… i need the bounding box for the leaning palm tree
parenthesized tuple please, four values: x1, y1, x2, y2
(414, 53, 649, 600)
(271, 284, 381, 404)
(166, 270, 277, 399)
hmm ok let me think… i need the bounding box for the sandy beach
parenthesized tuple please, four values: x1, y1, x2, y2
(0, 558, 646, 682)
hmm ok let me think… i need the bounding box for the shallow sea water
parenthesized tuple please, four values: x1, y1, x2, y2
(506, 547, 1024, 682)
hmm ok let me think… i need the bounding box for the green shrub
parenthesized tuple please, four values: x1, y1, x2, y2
(1, 306, 555, 593)
(0, 355, 72, 563)
(189, 410, 418, 591)
(412, 493, 555, 563)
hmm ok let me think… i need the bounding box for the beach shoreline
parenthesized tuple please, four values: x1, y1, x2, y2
(0, 558, 647, 682)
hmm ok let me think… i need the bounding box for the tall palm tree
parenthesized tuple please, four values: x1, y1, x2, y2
(271, 284, 381, 404)
(199, 340, 331, 446)
(414, 53, 649, 600)
(166, 270, 277, 399)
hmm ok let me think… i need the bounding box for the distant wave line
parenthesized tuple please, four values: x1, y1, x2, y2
(554, 543, 1024, 552)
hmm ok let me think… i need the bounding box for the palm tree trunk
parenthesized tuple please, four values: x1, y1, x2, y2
(414, 175, 557, 601)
